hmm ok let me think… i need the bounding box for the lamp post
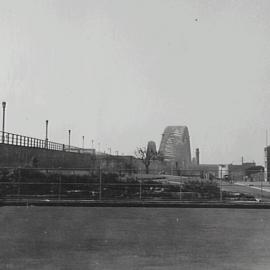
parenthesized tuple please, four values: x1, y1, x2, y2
(82, 136, 84, 149)
(2, 101, 6, 143)
(68, 130, 71, 151)
(91, 139, 94, 149)
(45, 120, 48, 148)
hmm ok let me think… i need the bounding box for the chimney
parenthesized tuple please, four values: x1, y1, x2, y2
(196, 148, 200, 165)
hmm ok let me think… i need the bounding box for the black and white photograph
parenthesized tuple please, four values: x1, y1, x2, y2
(0, 0, 270, 269)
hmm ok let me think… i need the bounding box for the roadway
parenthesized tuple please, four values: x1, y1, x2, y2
(223, 181, 270, 201)
(155, 175, 270, 202)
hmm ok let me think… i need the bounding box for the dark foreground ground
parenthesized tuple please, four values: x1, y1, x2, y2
(0, 207, 270, 270)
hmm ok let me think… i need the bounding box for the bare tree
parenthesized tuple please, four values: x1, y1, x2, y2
(135, 145, 156, 174)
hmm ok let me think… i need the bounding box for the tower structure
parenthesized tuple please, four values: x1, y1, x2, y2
(158, 126, 191, 168)
(146, 141, 157, 157)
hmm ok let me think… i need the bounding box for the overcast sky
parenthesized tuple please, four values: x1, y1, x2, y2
(0, 0, 270, 165)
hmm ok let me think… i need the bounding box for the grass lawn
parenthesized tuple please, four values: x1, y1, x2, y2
(0, 207, 270, 270)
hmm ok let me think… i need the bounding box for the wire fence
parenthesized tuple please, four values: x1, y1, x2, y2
(0, 167, 268, 203)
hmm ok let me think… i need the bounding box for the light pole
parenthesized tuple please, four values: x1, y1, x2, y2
(108, 147, 111, 155)
(45, 120, 48, 148)
(91, 139, 94, 149)
(2, 101, 6, 143)
(82, 136, 84, 149)
(68, 130, 71, 151)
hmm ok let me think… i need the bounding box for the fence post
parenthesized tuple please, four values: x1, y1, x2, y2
(58, 175, 62, 200)
(260, 178, 263, 201)
(139, 177, 142, 200)
(260, 169, 263, 201)
(89, 169, 91, 198)
(99, 167, 102, 200)
(17, 168, 21, 198)
(220, 168, 223, 201)
(179, 182, 182, 201)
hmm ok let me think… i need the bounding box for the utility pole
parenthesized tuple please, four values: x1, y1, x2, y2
(2, 101, 6, 143)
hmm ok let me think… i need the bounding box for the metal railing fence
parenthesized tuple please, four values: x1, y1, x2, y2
(0, 131, 89, 153)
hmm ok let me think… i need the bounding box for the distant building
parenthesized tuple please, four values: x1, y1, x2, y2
(218, 164, 229, 179)
(188, 164, 219, 179)
(228, 163, 255, 181)
(79, 148, 96, 155)
(218, 162, 263, 181)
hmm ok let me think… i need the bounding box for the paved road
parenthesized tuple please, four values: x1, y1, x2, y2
(164, 176, 270, 202)
(221, 181, 270, 201)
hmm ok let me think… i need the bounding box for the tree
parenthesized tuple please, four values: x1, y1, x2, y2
(135, 143, 157, 174)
